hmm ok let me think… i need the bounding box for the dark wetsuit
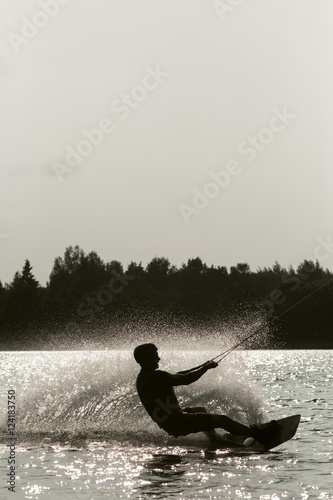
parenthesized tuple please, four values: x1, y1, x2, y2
(136, 368, 213, 437)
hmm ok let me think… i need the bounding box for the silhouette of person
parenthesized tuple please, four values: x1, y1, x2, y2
(134, 343, 272, 443)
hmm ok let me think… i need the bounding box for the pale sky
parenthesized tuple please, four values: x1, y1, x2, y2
(1, 0, 332, 285)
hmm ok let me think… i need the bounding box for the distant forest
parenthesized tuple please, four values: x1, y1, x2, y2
(1, 245, 332, 350)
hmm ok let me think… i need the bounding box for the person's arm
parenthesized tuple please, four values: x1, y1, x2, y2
(169, 361, 218, 386)
(177, 362, 206, 375)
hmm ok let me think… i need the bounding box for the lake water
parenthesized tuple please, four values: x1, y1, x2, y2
(0, 349, 332, 499)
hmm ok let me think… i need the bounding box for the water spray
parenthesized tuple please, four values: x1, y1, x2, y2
(181, 276, 333, 373)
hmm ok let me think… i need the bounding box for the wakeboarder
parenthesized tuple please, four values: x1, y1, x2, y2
(134, 343, 275, 445)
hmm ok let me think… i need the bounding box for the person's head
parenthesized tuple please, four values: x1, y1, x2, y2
(134, 343, 160, 369)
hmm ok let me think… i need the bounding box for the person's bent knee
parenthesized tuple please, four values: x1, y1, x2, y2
(193, 406, 208, 413)
(183, 406, 207, 414)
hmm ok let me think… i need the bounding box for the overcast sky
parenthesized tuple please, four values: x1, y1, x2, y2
(1, 0, 332, 285)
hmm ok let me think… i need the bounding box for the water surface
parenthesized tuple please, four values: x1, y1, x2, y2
(0, 350, 332, 499)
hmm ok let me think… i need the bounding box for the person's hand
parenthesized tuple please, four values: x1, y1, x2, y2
(204, 360, 218, 370)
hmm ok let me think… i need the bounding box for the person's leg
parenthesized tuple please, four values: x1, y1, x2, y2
(182, 406, 208, 413)
(182, 409, 260, 438)
(183, 407, 217, 440)
(211, 415, 254, 437)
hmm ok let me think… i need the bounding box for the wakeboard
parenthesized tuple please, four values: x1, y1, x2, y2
(209, 414, 301, 452)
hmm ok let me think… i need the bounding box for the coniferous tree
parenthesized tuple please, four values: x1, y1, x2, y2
(21, 260, 39, 288)
(1, 246, 333, 349)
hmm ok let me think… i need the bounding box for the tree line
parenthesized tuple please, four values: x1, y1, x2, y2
(0, 245, 332, 349)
